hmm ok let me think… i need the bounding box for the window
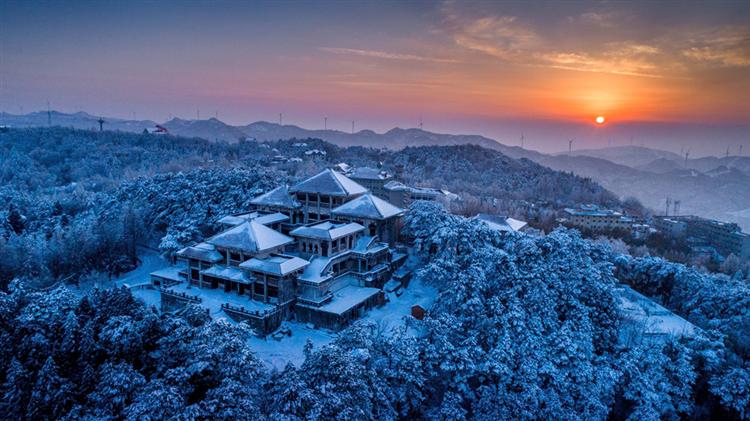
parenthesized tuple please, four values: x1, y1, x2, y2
(254, 283, 265, 295)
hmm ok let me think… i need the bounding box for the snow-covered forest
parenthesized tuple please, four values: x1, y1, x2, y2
(0, 127, 617, 288)
(1, 127, 748, 419)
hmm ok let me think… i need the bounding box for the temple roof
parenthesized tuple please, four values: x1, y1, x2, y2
(475, 214, 528, 233)
(207, 220, 293, 253)
(240, 254, 309, 276)
(350, 167, 390, 180)
(201, 265, 253, 284)
(176, 242, 224, 263)
(332, 193, 404, 220)
(217, 211, 288, 227)
(290, 169, 368, 197)
(290, 221, 365, 241)
(250, 185, 300, 209)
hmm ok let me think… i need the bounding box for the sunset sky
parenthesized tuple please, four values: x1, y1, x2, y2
(2, 0, 749, 154)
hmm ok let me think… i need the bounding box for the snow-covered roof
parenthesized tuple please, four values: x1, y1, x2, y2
(475, 214, 528, 233)
(150, 266, 185, 282)
(201, 265, 253, 284)
(240, 254, 309, 276)
(332, 193, 404, 220)
(383, 180, 409, 191)
(350, 167, 390, 180)
(176, 242, 224, 263)
(250, 185, 301, 209)
(564, 207, 622, 217)
(290, 221, 365, 241)
(207, 221, 293, 253)
(217, 212, 288, 227)
(315, 285, 381, 315)
(290, 169, 368, 197)
(297, 256, 334, 284)
(351, 235, 389, 254)
(384, 181, 457, 200)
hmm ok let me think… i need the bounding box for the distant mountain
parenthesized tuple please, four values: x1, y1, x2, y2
(0, 111, 156, 133)
(241, 122, 545, 160)
(4, 110, 748, 230)
(539, 154, 642, 179)
(162, 117, 247, 143)
(536, 152, 750, 230)
(685, 156, 750, 175)
(567, 145, 684, 168)
(635, 157, 685, 173)
(1, 110, 546, 159)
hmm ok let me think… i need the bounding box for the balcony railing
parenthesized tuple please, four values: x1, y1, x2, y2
(160, 288, 202, 304)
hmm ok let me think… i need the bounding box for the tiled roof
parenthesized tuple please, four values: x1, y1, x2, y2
(332, 193, 404, 220)
(250, 185, 301, 209)
(217, 212, 288, 227)
(290, 169, 368, 196)
(350, 167, 390, 180)
(240, 254, 309, 276)
(176, 242, 224, 263)
(207, 221, 293, 253)
(290, 221, 365, 241)
(475, 214, 528, 233)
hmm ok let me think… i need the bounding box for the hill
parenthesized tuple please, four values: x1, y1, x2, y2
(567, 145, 684, 168)
(0, 110, 156, 133)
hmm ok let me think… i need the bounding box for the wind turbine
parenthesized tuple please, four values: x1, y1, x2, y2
(568, 138, 574, 153)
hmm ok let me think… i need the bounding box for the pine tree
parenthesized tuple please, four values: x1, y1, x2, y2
(0, 358, 32, 419)
(27, 356, 73, 419)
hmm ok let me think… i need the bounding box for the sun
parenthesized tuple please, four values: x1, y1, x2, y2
(595, 116, 606, 125)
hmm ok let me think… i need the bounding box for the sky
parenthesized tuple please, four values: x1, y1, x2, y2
(1, 0, 749, 155)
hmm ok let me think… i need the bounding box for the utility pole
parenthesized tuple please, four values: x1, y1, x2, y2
(726, 146, 730, 158)
(520, 133, 524, 148)
(279, 113, 283, 125)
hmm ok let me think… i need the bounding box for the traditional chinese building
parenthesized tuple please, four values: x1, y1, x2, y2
(154, 169, 406, 334)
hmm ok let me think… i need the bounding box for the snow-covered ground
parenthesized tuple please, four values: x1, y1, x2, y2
(616, 284, 697, 346)
(248, 276, 438, 370)
(69, 247, 438, 369)
(248, 322, 336, 370)
(113, 248, 170, 288)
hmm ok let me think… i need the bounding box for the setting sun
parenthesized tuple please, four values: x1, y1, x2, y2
(595, 116, 606, 125)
